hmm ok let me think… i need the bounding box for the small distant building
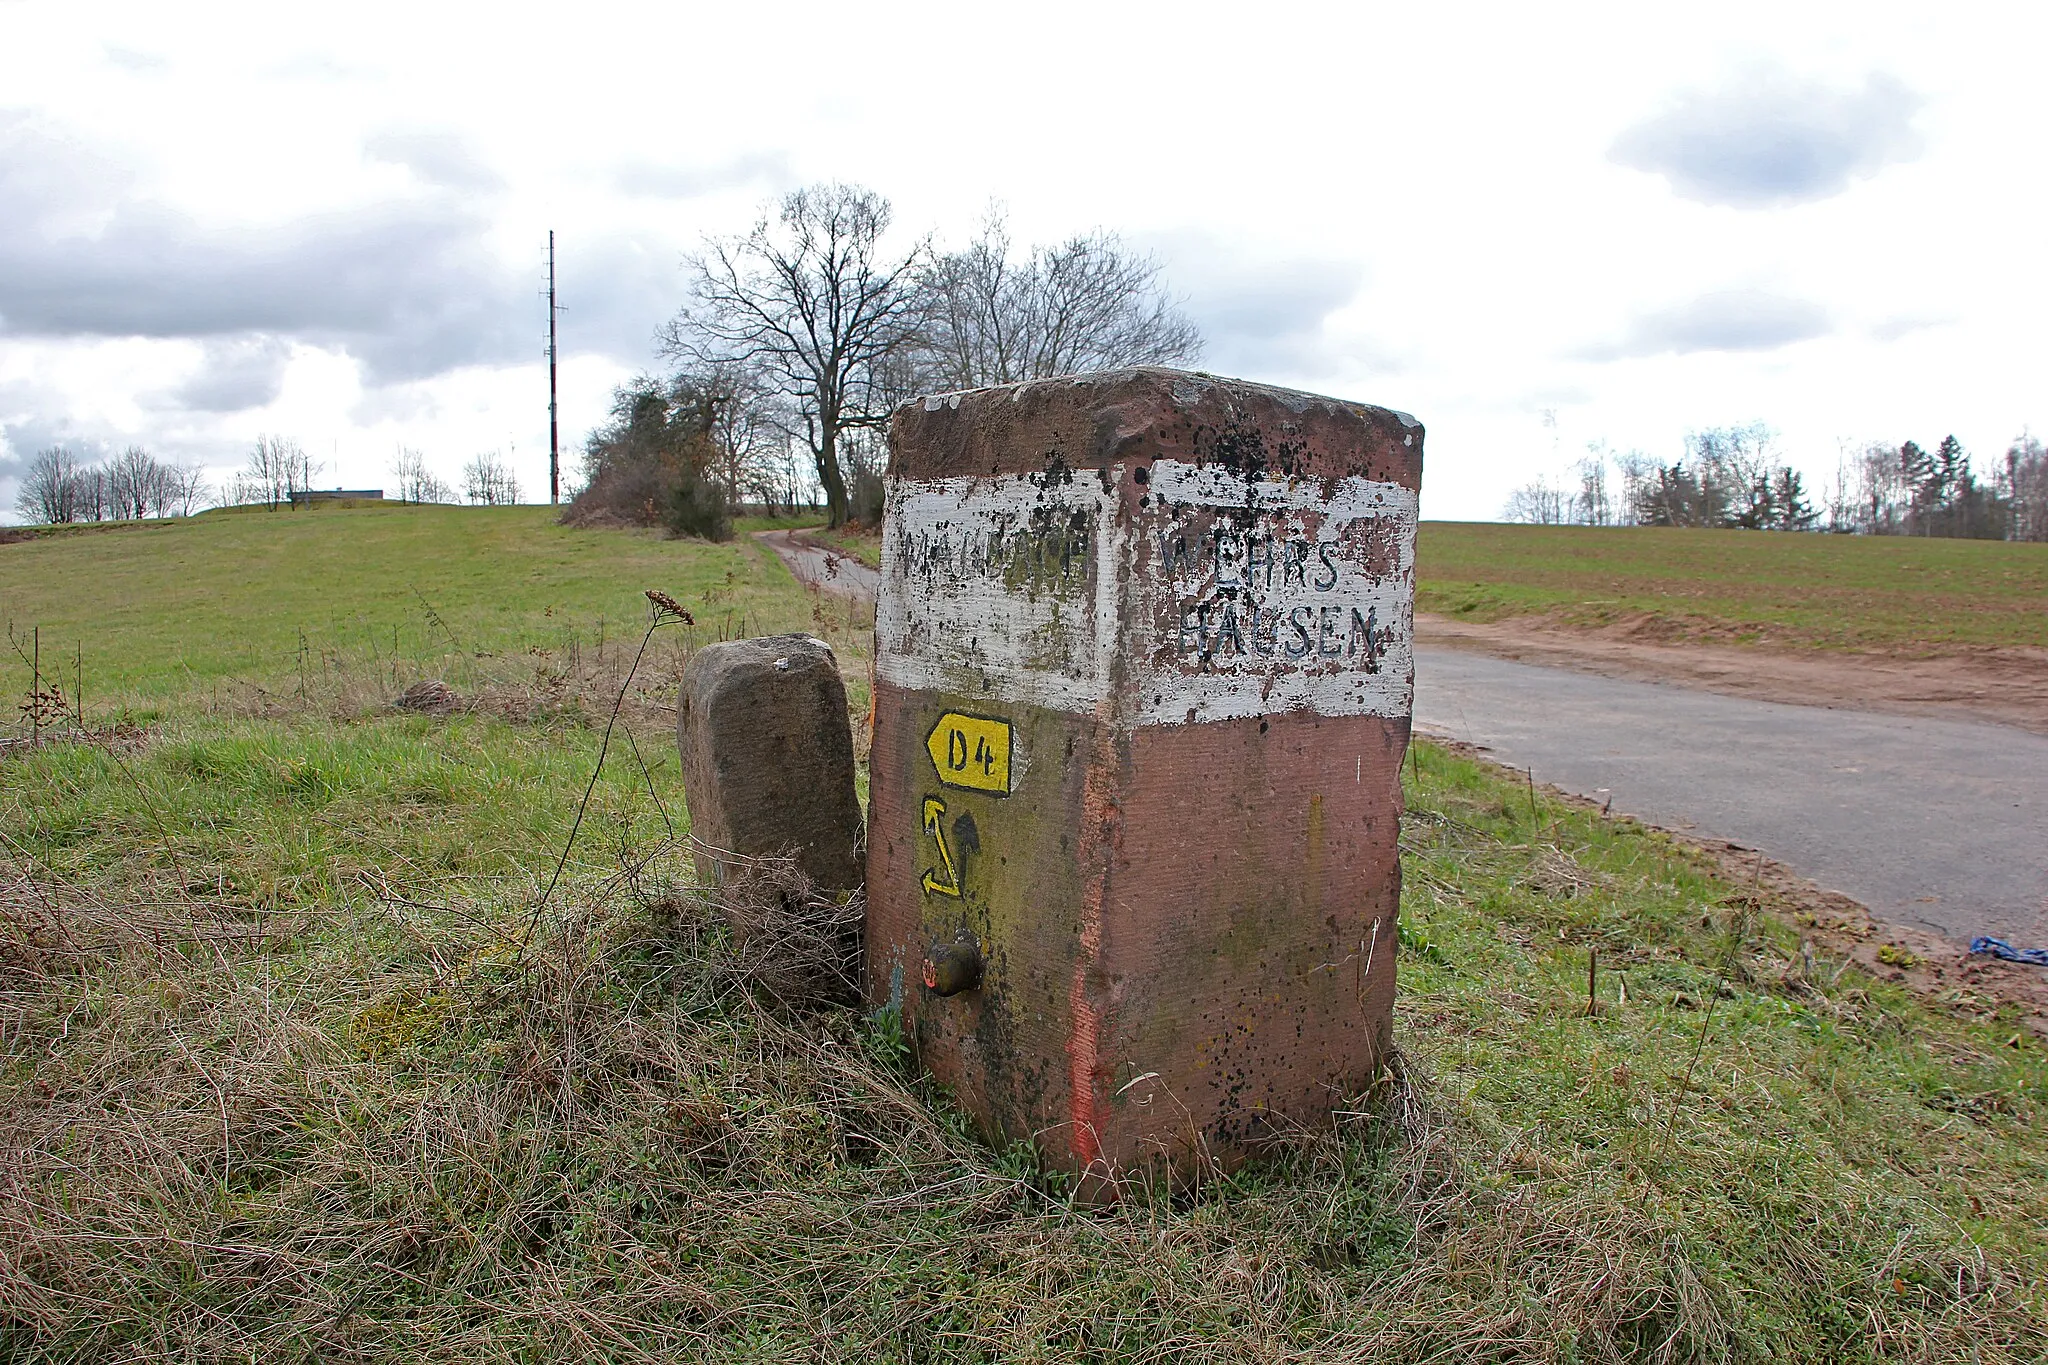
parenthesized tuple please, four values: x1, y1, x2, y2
(289, 488, 385, 507)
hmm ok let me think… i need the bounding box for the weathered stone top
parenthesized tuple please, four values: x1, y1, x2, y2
(888, 367, 1422, 489)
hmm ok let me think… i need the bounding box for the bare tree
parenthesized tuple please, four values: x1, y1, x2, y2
(390, 447, 453, 504)
(13, 446, 87, 524)
(104, 445, 163, 520)
(1691, 423, 1777, 529)
(661, 183, 928, 528)
(1572, 448, 1613, 526)
(236, 435, 315, 509)
(463, 451, 522, 506)
(916, 209, 1205, 390)
(669, 358, 788, 514)
(2005, 434, 2048, 542)
(1849, 441, 1909, 534)
(1502, 476, 1568, 524)
(166, 462, 211, 516)
(1615, 450, 1654, 525)
(81, 465, 110, 522)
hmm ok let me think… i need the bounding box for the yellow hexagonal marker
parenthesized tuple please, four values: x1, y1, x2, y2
(925, 712, 1011, 796)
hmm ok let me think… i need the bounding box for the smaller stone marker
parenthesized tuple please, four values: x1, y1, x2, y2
(677, 634, 864, 892)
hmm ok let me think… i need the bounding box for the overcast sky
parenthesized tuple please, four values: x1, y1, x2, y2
(3, 1, 2043, 522)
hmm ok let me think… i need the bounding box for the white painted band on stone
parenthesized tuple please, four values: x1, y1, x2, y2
(877, 461, 1416, 726)
(876, 474, 1117, 714)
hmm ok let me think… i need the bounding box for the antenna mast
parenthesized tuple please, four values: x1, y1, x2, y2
(547, 230, 560, 505)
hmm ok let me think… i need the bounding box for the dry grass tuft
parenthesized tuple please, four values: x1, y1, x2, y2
(393, 678, 460, 715)
(685, 845, 864, 1011)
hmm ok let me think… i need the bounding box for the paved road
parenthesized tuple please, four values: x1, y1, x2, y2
(1416, 647, 2048, 945)
(753, 531, 2048, 944)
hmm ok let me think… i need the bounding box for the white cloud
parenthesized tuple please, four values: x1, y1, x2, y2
(1586, 289, 1834, 360)
(612, 152, 792, 200)
(1610, 63, 1923, 208)
(1, 1, 2046, 523)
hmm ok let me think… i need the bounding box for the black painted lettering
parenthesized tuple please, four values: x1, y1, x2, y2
(947, 729, 968, 771)
(1178, 602, 1201, 654)
(1251, 606, 1276, 657)
(1350, 605, 1381, 672)
(1313, 541, 1339, 591)
(1216, 603, 1245, 655)
(1156, 529, 1182, 579)
(1319, 605, 1343, 656)
(1285, 606, 1313, 659)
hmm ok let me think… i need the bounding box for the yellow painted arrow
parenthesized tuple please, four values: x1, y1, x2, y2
(920, 796, 962, 898)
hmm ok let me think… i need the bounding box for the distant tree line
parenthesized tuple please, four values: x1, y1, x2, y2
(390, 447, 519, 507)
(566, 186, 1206, 536)
(461, 452, 522, 506)
(13, 445, 210, 524)
(11, 431, 529, 526)
(1503, 425, 2048, 541)
(1836, 434, 2046, 540)
(389, 448, 454, 505)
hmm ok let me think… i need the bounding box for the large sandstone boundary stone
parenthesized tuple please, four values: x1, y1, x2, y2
(678, 634, 863, 891)
(866, 367, 1422, 1189)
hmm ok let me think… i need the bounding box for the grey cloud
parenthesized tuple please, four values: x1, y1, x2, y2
(0, 116, 532, 384)
(365, 129, 504, 192)
(1154, 238, 1371, 380)
(613, 152, 792, 199)
(176, 334, 293, 412)
(1587, 289, 1832, 359)
(0, 115, 707, 395)
(544, 233, 685, 362)
(0, 413, 96, 491)
(1611, 65, 1922, 208)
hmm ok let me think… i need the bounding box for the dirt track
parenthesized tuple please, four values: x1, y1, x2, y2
(755, 529, 880, 598)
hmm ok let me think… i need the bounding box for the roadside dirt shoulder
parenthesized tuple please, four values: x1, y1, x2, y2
(1418, 612, 2048, 737)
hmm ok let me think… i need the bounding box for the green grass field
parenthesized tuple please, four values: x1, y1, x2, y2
(0, 505, 857, 709)
(751, 520, 2048, 654)
(1416, 522, 2048, 652)
(3, 508, 2045, 1361)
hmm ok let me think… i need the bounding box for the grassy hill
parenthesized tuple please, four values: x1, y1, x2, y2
(2, 507, 2044, 1361)
(0, 504, 846, 706)
(748, 520, 2048, 653)
(1417, 522, 2048, 652)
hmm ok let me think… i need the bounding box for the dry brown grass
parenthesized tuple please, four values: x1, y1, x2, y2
(5, 811, 2041, 1362)
(2, 512, 2041, 1359)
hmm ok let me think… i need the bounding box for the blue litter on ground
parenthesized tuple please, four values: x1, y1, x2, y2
(1969, 937, 2048, 967)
